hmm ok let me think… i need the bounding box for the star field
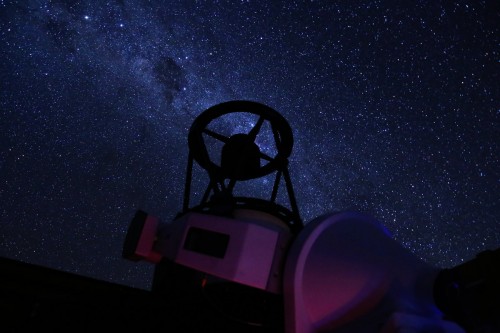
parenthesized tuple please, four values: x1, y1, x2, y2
(0, 0, 498, 289)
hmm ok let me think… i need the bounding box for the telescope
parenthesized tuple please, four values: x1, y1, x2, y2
(123, 101, 499, 332)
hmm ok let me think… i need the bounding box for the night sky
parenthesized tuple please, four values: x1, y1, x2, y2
(1, 1, 498, 290)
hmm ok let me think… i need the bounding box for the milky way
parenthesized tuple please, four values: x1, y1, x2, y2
(1, 1, 498, 289)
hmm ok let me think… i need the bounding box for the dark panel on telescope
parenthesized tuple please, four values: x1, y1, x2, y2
(184, 227, 230, 258)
